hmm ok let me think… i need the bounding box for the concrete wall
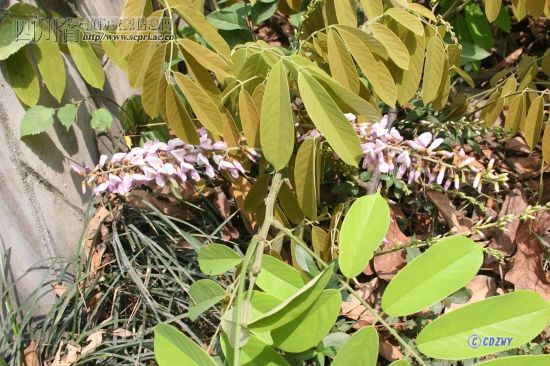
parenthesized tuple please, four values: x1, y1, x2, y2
(0, 0, 132, 309)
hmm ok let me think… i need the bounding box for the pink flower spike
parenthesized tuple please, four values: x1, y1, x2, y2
(70, 164, 83, 174)
(111, 152, 127, 163)
(427, 138, 444, 152)
(436, 166, 447, 185)
(416, 132, 432, 148)
(396, 151, 411, 168)
(211, 141, 228, 150)
(99, 155, 108, 166)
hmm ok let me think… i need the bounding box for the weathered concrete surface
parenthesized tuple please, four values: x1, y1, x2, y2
(0, 0, 132, 309)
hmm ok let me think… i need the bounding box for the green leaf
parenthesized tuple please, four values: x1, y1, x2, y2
(35, 37, 66, 102)
(523, 95, 544, 149)
(57, 104, 78, 130)
(389, 361, 410, 366)
(154, 324, 216, 366)
(475, 355, 550, 366)
(0, 17, 32, 61)
(494, 5, 511, 32)
(382, 236, 484, 317)
(207, 5, 248, 30)
(335, 0, 358, 27)
(332, 326, 378, 366)
(320, 333, 349, 357)
(338, 193, 390, 279)
(67, 41, 105, 89)
(294, 138, 318, 220)
(386, 8, 424, 36)
(465, 3, 493, 51)
(127, 40, 157, 88)
(179, 38, 231, 81)
(251, 0, 278, 25)
(5, 48, 39, 107)
(416, 291, 550, 360)
(260, 61, 294, 171)
(359, 0, 383, 20)
(188, 279, 225, 321)
(460, 42, 491, 64)
(223, 334, 291, 366)
(271, 289, 341, 353)
(543, 113, 550, 164)
(247, 264, 334, 332)
(90, 108, 113, 132)
(298, 71, 363, 167)
(141, 43, 168, 118)
(20, 106, 55, 137)
(256, 255, 307, 299)
(197, 243, 242, 276)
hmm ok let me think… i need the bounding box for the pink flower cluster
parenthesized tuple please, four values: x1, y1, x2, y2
(72, 129, 258, 196)
(347, 114, 506, 191)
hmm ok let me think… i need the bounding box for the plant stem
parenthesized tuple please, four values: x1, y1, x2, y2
(232, 172, 283, 366)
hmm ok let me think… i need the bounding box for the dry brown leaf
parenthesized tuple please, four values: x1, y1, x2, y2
(112, 328, 135, 338)
(446, 275, 497, 312)
(81, 331, 103, 357)
(340, 279, 378, 328)
(52, 284, 68, 297)
(230, 176, 258, 232)
(373, 208, 408, 280)
(379, 339, 404, 362)
(24, 341, 40, 366)
(426, 190, 472, 233)
(489, 188, 528, 255)
(505, 211, 550, 300)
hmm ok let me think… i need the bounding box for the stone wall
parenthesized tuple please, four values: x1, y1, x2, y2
(0, 0, 132, 310)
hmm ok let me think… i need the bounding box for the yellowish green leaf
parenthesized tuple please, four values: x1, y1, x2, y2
(173, 72, 225, 136)
(295, 138, 318, 220)
(180, 45, 221, 99)
(451, 65, 475, 87)
(5, 48, 39, 107)
(501, 76, 517, 106)
(523, 95, 544, 149)
(327, 29, 360, 93)
(174, 4, 231, 60)
(359, 0, 383, 19)
(239, 89, 260, 148)
(117, 0, 147, 58)
(397, 32, 425, 104)
(387, 8, 424, 36)
(482, 90, 504, 127)
(142, 43, 167, 118)
(338, 28, 397, 106)
(421, 36, 445, 104)
(335, 0, 357, 27)
(127, 41, 157, 89)
(504, 93, 525, 132)
(179, 38, 231, 81)
(485, 0, 502, 22)
(67, 41, 105, 89)
(369, 23, 410, 70)
(543, 115, 550, 164)
(408, 3, 437, 21)
(298, 71, 363, 166)
(260, 62, 294, 171)
(165, 83, 200, 144)
(34, 38, 65, 102)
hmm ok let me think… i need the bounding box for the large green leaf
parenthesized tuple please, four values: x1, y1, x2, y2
(327, 29, 360, 93)
(5, 48, 39, 107)
(297, 71, 363, 167)
(271, 289, 341, 353)
(382, 236, 483, 316)
(256, 255, 307, 299)
(421, 36, 445, 104)
(465, 3, 493, 51)
(416, 291, 550, 360)
(386, 8, 424, 36)
(20, 106, 55, 137)
(476, 355, 550, 366)
(221, 333, 291, 366)
(338, 193, 390, 279)
(197, 243, 242, 276)
(188, 279, 225, 321)
(332, 326, 378, 366)
(260, 61, 294, 171)
(294, 138, 318, 220)
(369, 23, 410, 70)
(154, 324, 216, 366)
(165, 84, 200, 144)
(247, 264, 334, 332)
(35, 37, 66, 102)
(67, 41, 105, 89)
